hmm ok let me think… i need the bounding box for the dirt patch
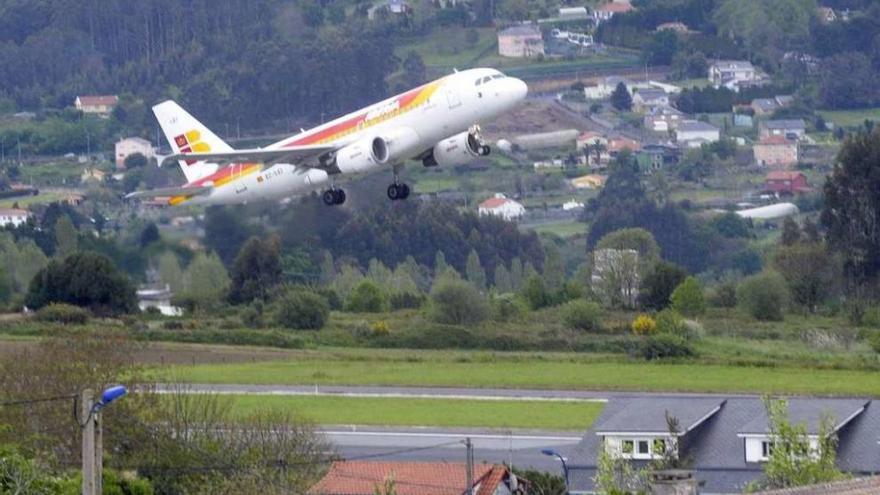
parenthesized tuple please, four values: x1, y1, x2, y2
(483, 99, 585, 138)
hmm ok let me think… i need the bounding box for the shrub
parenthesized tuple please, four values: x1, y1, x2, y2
(863, 307, 880, 328)
(639, 261, 687, 310)
(34, 303, 90, 325)
(370, 320, 390, 336)
(709, 278, 738, 308)
(316, 287, 342, 310)
(273, 289, 330, 330)
(427, 278, 490, 325)
(521, 275, 550, 310)
(869, 332, 880, 354)
(737, 271, 789, 321)
(389, 291, 425, 310)
(670, 276, 705, 317)
(492, 295, 526, 322)
(240, 302, 264, 329)
(345, 280, 388, 313)
(631, 314, 657, 335)
(631, 334, 695, 360)
(562, 300, 603, 332)
(655, 309, 686, 337)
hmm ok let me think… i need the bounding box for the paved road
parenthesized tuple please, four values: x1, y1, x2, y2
(319, 426, 581, 471)
(155, 383, 768, 400)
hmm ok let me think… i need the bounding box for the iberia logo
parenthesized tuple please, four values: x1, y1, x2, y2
(174, 130, 210, 165)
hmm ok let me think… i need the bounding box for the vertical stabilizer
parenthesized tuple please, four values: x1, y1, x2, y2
(152, 100, 232, 183)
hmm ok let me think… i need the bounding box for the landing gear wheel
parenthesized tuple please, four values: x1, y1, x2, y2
(480, 145, 491, 156)
(323, 188, 346, 205)
(387, 183, 410, 201)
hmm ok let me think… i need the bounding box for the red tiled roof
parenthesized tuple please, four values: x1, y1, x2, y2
(608, 137, 641, 152)
(766, 171, 805, 181)
(596, 1, 633, 13)
(0, 208, 29, 217)
(755, 476, 880, 495)
(77, 95, 118, 106)
(308, 461, 496, 495)
(479, 197, 512, 209)
(475, 465, 507, 495)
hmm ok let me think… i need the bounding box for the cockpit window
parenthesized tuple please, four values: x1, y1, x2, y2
(475, 78, 482, 86)
(482, 76, 492, 83)
(492, 74, 505, 79)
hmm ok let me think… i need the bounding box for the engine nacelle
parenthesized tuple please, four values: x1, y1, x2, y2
(332, 137, 386, 175)
(372, 127, 421, 165)
(422, 130, 490, 167)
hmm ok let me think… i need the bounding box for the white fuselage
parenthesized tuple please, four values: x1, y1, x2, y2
(186, 68, 527, 205)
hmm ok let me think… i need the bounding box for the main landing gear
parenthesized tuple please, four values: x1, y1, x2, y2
(322, 188, 346, 205)
(387, 182, 410, 201)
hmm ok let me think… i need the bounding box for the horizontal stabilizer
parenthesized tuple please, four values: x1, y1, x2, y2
(125, 185, 213, 199)
(160, 145, 336, 167)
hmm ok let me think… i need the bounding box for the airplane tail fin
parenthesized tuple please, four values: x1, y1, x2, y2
(152, 100, 233, 183)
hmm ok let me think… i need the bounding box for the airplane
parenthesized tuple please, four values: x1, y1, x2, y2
(127, 68, 528, 207)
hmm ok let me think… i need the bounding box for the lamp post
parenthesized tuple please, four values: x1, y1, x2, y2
(81, 385, 127, 495)
(541, 449, 570, 494)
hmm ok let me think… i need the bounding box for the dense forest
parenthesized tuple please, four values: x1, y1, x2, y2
(0, 0, 400, 130)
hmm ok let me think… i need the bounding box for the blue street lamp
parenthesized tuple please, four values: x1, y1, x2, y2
(541, 449, 570, 493)
(97, 385, 127, 410)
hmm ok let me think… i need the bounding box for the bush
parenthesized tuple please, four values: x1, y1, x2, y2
(316, 287, 342, 310)
(492, 294, 526, 322)
(34, 303, 90, 324)
(670, 276, 705, 317)
(631, 314, 657, 335)
(655, 309, 686, 337)
(869, 332, 880, 354)
(562, 300, 603, 332)
(737, 271, 789, 321)
(389, 291, 425, 310)
(631, 334, 695, 360)
(240, 302, 264, 329)
(273, 290, 330, 330)
(370, 320, 390, 336)
(709, 278, 738, 308)
(345, 280, 388, 313)
(521, 275, 550, 310)
(427, 278, 490, 326)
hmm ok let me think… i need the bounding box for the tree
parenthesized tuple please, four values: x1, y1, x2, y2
(465, 249, 486, 290)
(593, 441, 645, 494)
(228, 236, 282, 304)
(822, 130, 880, 284)
(670, 276, 705, 317)
(611, 82, 632, 111)
(772, 243, 836, 312)
(780, 217, 801, 246)
(593, 247, 640, 309)
(53, 214, 77, 256)
(521, 275, 550, 310)
(639, 261, 687, 310)
(427, 276, 490, 325)
(596, 228, 660, 271)
(494, 264, 513, 293)
(710, 211, 750, 239)
(401, 50, 426, 88)
(158, 251, 184, 293)
(646, 30, 678, 66)
(123, 152, 148, 168)
(737, 271, 789, 321)
(754, 398, 845, 490)
(180, 252, 230, 312)
(204, 206, 254, 266)
(345, 279, 388, 313)
(274, 289, 330, 330)
(0, 265, 10, 304)
(24, 252, 136, 315)
(140, 222, 160, 248)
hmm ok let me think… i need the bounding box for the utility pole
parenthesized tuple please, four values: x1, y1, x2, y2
(81, 388, 96, 495)
(465, 437, 474, 495)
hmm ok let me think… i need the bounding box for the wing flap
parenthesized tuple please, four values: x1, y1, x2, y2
(125, 185, 213, 199)
(160, 145, 336, 167)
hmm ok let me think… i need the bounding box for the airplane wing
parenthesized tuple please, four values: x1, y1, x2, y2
(160, 145, 336, 167)
(125, 185, 213, 199)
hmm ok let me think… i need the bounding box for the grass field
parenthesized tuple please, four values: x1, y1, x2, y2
(819, 108, 880, 128)
(155, 350, 880, 396)
(0, 191, 65, 208)
(227, 395, 604, 430)
(525, 221, 585, 238)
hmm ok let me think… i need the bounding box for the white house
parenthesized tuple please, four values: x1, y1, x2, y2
(708, 60, 757, 91)
(137, 285, 183, 316)
(632, 88, 670, 112)
(115, 137, 155, 169)
(592, 0, 634, 23)
(0, 208, 30, 228)
(74, 95, 118, 116)
(478, 194, 525, 221)
(644, 106, 684, 132)
(558, 6, 588, 19)
(675, 120, 720, 148)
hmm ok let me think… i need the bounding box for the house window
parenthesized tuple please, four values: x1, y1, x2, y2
(761, 441, 774, 460)
(653, 439, 666, 455)
(621, 440, 634, 455)
(636, 440, 651, 459)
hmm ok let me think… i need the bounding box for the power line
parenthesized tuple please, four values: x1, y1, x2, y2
(0, 394, 76, 407)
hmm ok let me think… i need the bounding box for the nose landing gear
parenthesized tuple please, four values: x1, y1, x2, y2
(322, 188, 346, 205)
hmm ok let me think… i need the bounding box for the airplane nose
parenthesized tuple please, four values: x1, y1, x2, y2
(511, 78, 528, 100)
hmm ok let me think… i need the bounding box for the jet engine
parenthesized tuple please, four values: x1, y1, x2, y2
(331, 137, 386, 175)
(371, 127, 421, 165)
(422, 129, 490, 167)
